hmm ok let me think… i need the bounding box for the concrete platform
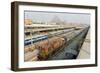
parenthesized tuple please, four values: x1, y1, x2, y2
(77, 29, 90, 59)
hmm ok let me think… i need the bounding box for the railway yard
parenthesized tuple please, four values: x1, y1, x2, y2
(24, 23, 90, 61)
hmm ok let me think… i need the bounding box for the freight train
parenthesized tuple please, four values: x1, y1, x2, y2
(35, 36, 65, 60)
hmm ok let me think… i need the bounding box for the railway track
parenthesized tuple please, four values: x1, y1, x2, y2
(24, 28, 75, 46)
(24, 27, 88, 61)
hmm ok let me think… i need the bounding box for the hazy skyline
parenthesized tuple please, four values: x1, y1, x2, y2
(25, 11, 90, 25)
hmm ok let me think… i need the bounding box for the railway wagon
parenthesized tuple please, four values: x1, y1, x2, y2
(24, 35, 48, 46)
(34, 36, 65, 60)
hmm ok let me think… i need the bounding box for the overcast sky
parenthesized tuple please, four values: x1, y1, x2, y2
(24, 11, 90, 25)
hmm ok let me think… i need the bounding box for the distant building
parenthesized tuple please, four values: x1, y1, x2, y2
(25, 19, 33, 25)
